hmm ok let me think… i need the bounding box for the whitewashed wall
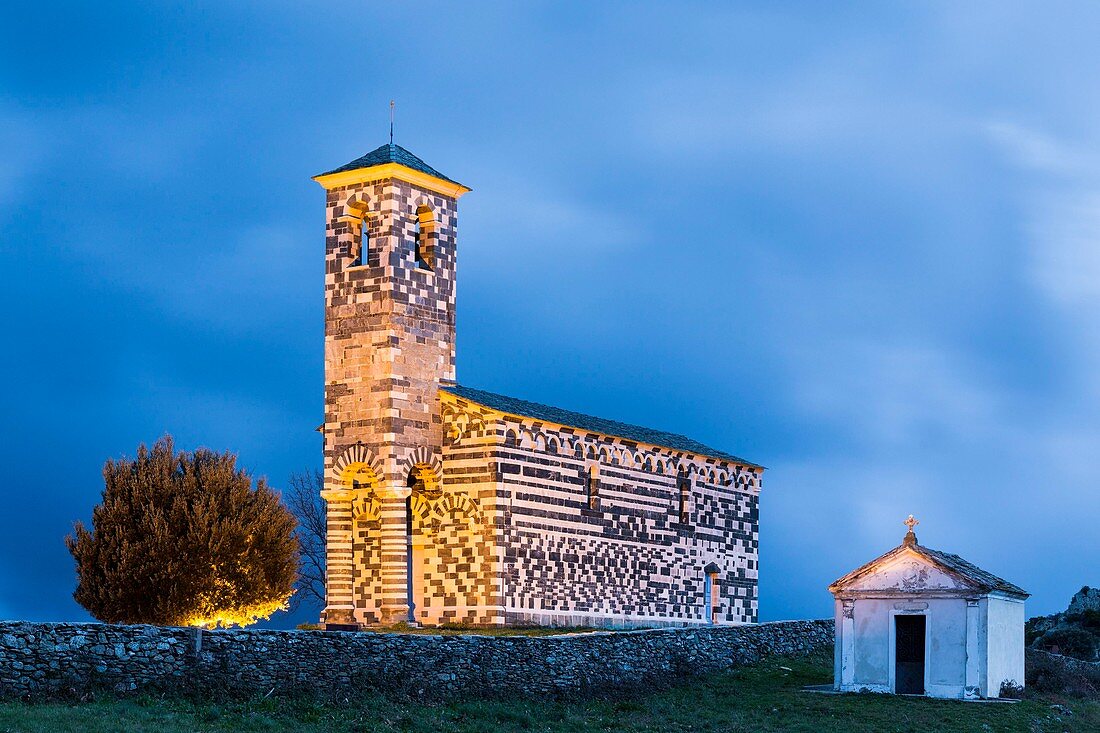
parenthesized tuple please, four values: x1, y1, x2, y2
(985, 596, 1025, 694)
(839, 598, 967, 696)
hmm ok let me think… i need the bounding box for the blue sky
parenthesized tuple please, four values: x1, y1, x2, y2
(1, 2, 1097, 626)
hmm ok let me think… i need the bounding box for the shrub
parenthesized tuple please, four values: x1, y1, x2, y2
(1035, 627, 1098, 662)
(1071, 609, 1100, 631)
(67, 436, 299, 627)
(1026, 648, 1100, 698)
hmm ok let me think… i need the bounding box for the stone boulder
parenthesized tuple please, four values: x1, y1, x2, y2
(1068, 587, 1100, 616)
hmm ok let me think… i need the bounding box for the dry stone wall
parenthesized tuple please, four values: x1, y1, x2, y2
(0, 619, 831, 701)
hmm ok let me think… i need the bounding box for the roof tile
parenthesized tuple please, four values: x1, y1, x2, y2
(317, 143, 462, 185)
(829, 542, 1028, 598)
(441, 384, 760, 468)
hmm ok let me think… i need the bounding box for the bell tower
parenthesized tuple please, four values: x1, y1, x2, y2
(314, 144, 470, 626)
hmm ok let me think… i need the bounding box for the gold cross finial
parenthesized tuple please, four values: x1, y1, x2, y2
(903, 514, 920, 545)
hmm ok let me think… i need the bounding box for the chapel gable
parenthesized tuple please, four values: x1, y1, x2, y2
(838, 551, 976, 594)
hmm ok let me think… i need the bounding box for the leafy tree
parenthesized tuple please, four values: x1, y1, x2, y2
(285, 469, 326, 609)
(66, 436, 298, 628)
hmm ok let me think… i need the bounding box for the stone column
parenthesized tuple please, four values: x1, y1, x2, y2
(839, 599, 855, 690)
(321, 490, 356, 626)
(377, 484, 412, 624)
(964, 597, 981, 698)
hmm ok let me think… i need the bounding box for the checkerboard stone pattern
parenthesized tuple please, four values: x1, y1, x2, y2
(441, 394, 761, 627)
(318, 154, 761, 629)
(320, 169, 462, 626)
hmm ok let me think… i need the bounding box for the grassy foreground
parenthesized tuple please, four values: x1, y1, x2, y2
(1, 650, 1096, 733)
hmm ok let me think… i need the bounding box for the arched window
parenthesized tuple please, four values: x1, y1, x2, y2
(584, 463, 600, 510)
(677, 470, 691, 525)
(413, 205, 434, 271)
(351, 216, 368, 267)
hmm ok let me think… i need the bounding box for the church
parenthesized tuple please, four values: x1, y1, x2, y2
(314, 143, 762, 629)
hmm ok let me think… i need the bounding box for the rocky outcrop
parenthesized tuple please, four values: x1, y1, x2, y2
(1068, 587, 1100, 616)
(0, 619, 832, 701)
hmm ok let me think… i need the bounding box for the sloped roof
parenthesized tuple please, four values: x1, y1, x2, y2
(441, 384, 761, 468)
(829, 540, 1028, 598)
(316, 143, 462, 185)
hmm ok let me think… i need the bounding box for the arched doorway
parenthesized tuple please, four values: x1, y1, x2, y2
(405, 465, 437, 624)
(703, 562, 720, 624)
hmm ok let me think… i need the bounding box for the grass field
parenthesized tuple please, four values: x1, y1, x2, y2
(1, 650, 1096, 732)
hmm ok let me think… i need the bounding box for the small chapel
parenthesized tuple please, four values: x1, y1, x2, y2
(313, 143, 762, 629)
(829, 517, 1028, 699)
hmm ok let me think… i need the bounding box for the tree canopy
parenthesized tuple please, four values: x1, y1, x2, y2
(67, 436, 299, 628)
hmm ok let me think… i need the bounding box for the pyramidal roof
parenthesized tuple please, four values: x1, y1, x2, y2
(316, 143, 462, 185)
(828, 538, 1028, 598)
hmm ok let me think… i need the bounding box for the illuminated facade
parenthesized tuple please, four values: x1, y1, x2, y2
(316, 144, 762, 628)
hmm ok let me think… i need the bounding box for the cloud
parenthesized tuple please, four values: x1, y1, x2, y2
(985, 121, 1080, 176)
(636, 74, 900, 158)
(0, 106, 47, 212)
(1028, 192, 1100, 307)
(786, 335, 1004, 453)
(984, 120, 1100, 398)
(71, 106, 214, 181)
(53, 217, 316, 337)
(149, 222, 314, 331)
(983, 120, 1100, 308)
(468, 173, 641, 257)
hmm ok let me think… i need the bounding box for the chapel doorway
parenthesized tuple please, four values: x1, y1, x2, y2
(894, 614, 926, 694)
